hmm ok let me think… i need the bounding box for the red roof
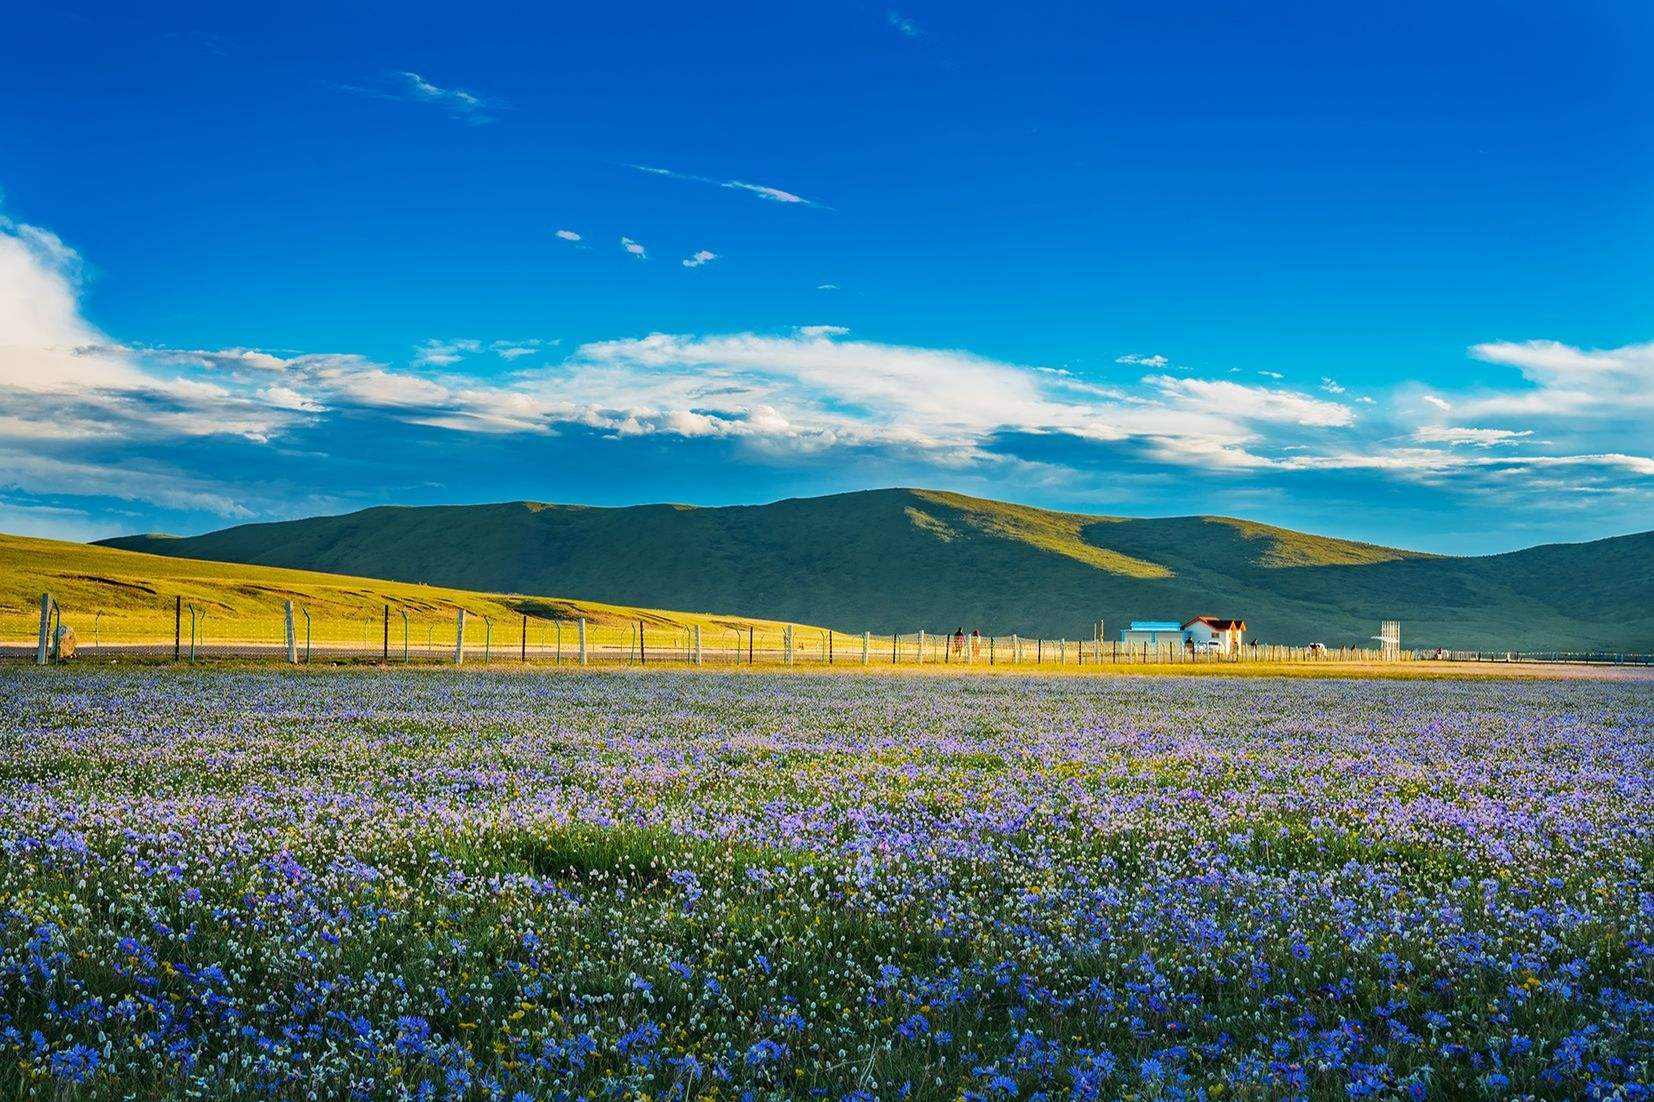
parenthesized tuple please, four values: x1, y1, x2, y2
(1182, 616, 1247, 631)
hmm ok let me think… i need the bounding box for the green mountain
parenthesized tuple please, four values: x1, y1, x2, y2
(97, 488, 1654, 650)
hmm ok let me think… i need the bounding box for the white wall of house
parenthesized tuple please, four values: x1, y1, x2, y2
(1184, 620, 1243, 653)
(1184, 620, 1222, 651)
(1119, 629, 1184, 647)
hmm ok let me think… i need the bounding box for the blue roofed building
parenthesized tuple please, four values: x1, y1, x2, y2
(1118, 620, 1186, 646)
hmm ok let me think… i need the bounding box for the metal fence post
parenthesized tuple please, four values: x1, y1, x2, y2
(174, 595, 182, 661)
(917, 629, 925, 665)
(639, 619, 647, 665)
(400, 609, 409, 663)
(483, 616, 493, 664)
(521, 614, 528, 662)
(454, 609, 466, 666)
(302, 607, 312, 663)
(284, 601, 297, 664)
(578, 618, 588, 666)
(862, 630, 870, 666)
(36, 593, 52, 666)
(382, 605, 389, 660)
(694, 625, 702, 666)
(784, 625, 794, 665)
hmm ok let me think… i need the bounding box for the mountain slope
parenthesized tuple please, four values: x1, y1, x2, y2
(1, 532, 832, 646)
(97, 488, 1654, 649)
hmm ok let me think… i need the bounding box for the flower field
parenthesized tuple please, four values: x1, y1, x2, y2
(1, 669, 1650, 1101)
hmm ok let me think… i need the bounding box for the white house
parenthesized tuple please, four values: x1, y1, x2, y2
(1182, 616, 1246, 653)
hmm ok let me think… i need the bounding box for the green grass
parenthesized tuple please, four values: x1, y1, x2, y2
(90, 487, 1654, 649)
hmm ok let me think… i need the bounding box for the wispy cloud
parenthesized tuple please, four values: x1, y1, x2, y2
(887, 10, 923, 37)
(1320, 376, 1346, 394)
(1422, 395, 1452, 411)
(629, 164, 825, 208)
(490, 339, 554, 361)
(817, 283, 839, 291)
(1413, 426, 1533, 447)
(337, 70, 498, 123)
(620, 236, 647, 260)
(554, 229, 582, 242)
(681, 250, 718, 269)
(1115, 353, 1169, 368)
(413, 339, 482, 367)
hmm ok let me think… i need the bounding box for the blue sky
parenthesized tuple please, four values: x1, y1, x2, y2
(2, 1, 1651, 553)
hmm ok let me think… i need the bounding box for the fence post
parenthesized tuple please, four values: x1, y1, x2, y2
(1060, 638, 1067, 664)
(785, 625, 794, 665)
(284, 601, 297, 664)
(174, 595, 182, 661)
(483, 617, 493, 664)
(400, 609, 409, 663)
(382, 605, 389, 661)
(694, 625, 702, 666)
(36, 593, 52, 666)
(522, 614, 528, 662)
(917, 629, 925, 665)
(862, 630, 870, 666)
(639, 619, 646, 665)
(454, 609, 466, 666)
(1011, 633, 1019, 664)
(578, 618, 588, 666)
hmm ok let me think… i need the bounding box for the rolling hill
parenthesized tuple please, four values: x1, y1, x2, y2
(96, 488, 1654, 650)
(0, 532, 831, 650)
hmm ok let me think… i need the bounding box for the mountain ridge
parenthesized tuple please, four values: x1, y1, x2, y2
(96, 487, 1654, 649)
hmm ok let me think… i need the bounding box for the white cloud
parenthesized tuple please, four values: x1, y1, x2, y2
(1320, 376, 1345, 394)
(887, 10, 923, 37)
(413, 339, 482, 367)
(722, 181, 809, 204)
(682, 250, 718, 269)
(817, 283, 839, 291)
(490, 339, 551, 360)
(1422, 394, 1452, 411)
(629, 164, 824, 208)
(1144, 375, 1355, 428)
(1258, 370, 1283, 380)
(1467, 339, 1654, 416)
(620, 236, 647, 259)
(338, 71, 497, 123)
(554, 229, 581, 242)
(1412, 426, 1533, 447)
(393, 71, 493, 122)
(1115, 353, 1169, 368)
(256, 385, 328, 413)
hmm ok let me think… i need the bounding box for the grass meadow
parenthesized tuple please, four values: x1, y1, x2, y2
(0, 667, 1649, 1101)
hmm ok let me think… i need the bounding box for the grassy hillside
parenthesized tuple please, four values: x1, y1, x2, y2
(95, 488, 1654, 650)
(1, 532, 831, 649)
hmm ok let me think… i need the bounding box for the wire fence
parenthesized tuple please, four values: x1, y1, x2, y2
(0, 590, 1475, 669)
